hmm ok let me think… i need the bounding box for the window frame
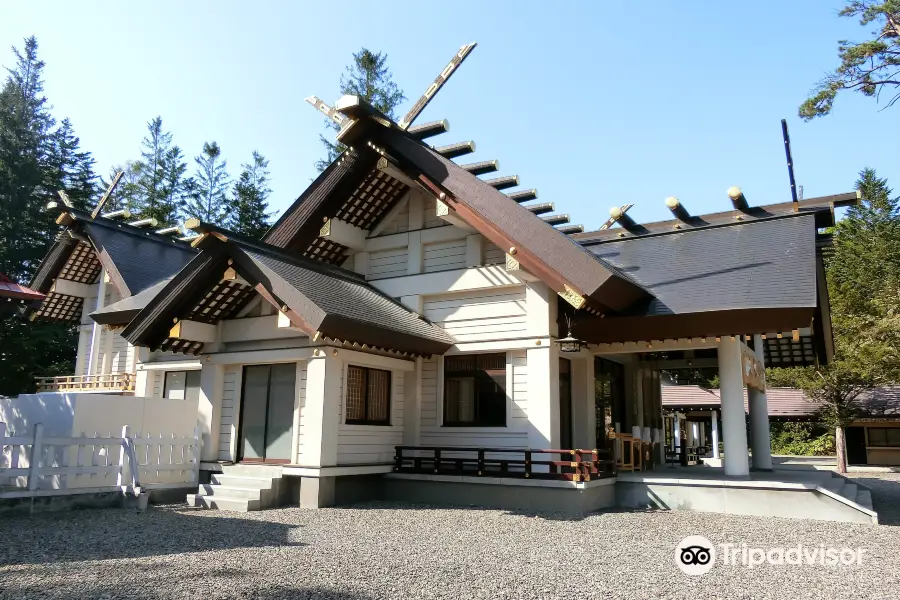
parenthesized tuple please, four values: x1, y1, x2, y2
(441, 353, 508, 428)
(867, 427, 900, 447)
(344, 364, 392, 426)
(163, 370, 201, 401)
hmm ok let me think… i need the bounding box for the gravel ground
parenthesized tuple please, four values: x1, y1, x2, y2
(2, 479, 900, 600)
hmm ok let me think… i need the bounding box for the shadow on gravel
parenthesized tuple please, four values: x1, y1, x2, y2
(0, 582, 374, 600)
(0, 506, 303, 566)
(849, 476, 900, 526)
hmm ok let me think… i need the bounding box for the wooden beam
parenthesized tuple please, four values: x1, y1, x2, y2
(319, 217, 367, 250)
(169, 319, 218, 344)
(434, 196, 475, 232)
(408, 119, 449, 140)
(556, 224, 584, 235)
(399, 42, 477, 129)
(506, 189, 538, 203)
(728, 186, 749, 211)
(526, 202, 554, 216)
(91, 171, 124, 219)
(128, 217, 159, 228)
(504, 254, 540, 282)
(101, 209, 132, 220)
(461, 160, 498, 176)
(57, 190, 73, 208)
(484, 175, 519, 191)
(304, 95, 347, 127)
(597, 204, 633, 231)
(542, 214, 569, 226)
(376, 156, 418, 188)
(435, 141, 475, 159)
(50, 278, 96, 298)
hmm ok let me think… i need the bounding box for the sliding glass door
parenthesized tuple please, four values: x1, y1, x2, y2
(238, 363, 296, 463)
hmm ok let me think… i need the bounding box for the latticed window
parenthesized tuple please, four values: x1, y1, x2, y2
(443, 353, 507, 427)
(346, 365, 391, 425)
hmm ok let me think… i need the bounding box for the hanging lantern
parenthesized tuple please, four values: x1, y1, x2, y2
(555, 314, 587, 353)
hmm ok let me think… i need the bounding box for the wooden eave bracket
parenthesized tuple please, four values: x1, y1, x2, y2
(319, 217, 367, 251)
(169, 319, 218, 343)
(504, 253, 540, 282)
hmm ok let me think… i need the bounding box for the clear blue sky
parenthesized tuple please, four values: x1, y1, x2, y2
(2, 1, 897, 229)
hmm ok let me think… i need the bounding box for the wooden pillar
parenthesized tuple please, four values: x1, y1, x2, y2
(198, 363, 224, 462)
(749, 334, 773, 471)
(301, 352, 341, 467)
(718, 337, 750, 477)
(403, 357, 423, 447)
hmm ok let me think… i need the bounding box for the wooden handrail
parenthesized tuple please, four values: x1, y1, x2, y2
(35, 372, 135, 393)
(394, 446, 616, 482)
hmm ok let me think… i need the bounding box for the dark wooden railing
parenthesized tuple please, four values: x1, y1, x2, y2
(394, 446, 616, 482)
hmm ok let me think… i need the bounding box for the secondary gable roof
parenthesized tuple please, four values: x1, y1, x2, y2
(28, 206, 197, 323)
(122, 227, 455, 356)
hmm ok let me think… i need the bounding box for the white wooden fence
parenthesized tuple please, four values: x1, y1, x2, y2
(0, 422, 200, 499)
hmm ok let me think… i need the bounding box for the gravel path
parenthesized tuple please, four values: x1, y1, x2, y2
(2, 482, 900, 600)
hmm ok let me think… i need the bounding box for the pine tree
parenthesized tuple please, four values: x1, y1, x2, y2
(229, 151, 273, 238)
(186, 141, 230, 222)
(316, 48, 405, 171)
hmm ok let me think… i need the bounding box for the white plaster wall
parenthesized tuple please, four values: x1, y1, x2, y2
(1, 393, 199, 488)
(217, 366, 241, 461)
(423, 286, 527, 342)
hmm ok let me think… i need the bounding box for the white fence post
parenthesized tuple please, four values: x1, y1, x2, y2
(192, 426, 201, 483)
(27, 423, 44, 491)
(0, 422, 6, 470)
(117, 425, 129, 491)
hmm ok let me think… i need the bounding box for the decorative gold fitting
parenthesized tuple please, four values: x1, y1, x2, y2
(525, 473, 529, 478)
(281, 305, 288, 312)
(508, 246, 517, 255)
(332, 349, 338, 357)
(227, 258, 233, 266)
(439, 192, 446, 200)
(477, 471, 482, 476)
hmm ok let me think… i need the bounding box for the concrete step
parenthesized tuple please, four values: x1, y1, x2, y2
(186, 493, 260, 512)
(856, 489, 874, 511)
(821, 476, 845, 496)
(210, 473, 276, 488)
(222, 464, 284, 478)
(196, 484, 264, 500)
(840, 482, 858, 502)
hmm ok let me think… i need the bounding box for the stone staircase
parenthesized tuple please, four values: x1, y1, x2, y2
(187, 464, 285, 512)
(818, 472, 874, 512)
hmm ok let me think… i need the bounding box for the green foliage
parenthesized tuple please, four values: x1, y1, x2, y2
(800, 1, 900, 119)
(770, 422, 836, 456)
(229, 151, 273, 239)
(316, 48, 405, 171)
(186, 141, 230, 223)
(0, 37, 97, 395)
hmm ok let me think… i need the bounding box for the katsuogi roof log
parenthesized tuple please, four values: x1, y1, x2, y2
(337, 98, 651, 313)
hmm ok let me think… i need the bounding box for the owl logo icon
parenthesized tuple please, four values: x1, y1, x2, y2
(675, 536, 716, 575)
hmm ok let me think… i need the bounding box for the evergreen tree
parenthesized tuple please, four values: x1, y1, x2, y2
(229, 151, 273, 238)
(128, 117, 184, 225)
(316, 48, 405, 171)
(800, 1, 900, 119)
(158, 145, 189, 224)
(101, 161, 142, 213)
(186, 141, 230, 222)
(0, 36, 56, 281)
(766, 168, 900, 472)
(43, 118, 97, 210)
(0, 37, 96, 395)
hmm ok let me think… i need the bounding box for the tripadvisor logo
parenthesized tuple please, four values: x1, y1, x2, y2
(675, 536, 868, 575)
